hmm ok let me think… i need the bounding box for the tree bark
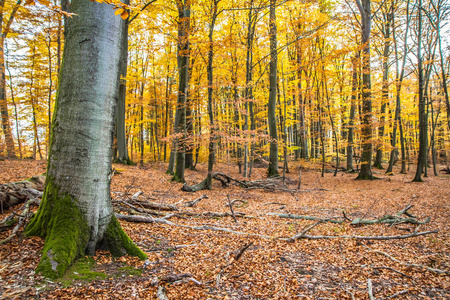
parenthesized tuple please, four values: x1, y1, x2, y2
(25, 0, 146, 279)
(356, 0, 373, 180)
(267, 0, 279, 177)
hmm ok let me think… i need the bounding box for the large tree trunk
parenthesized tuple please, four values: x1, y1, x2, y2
(25, 0, 146, 279)
(267, 0, 279, 177)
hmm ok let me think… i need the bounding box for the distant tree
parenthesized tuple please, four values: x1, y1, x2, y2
(356, 0, 373, 180)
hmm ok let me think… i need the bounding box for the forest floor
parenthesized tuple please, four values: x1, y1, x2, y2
(0, 159, 449, 299)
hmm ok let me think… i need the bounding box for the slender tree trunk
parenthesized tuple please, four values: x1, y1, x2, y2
(374, 10, 392, 169)
(25, 0, 145, 279)
(413, 0, 426, 182)
(172, 0, 190, 182)
(267, 0, 279, 177)
(116, 8, 131, 165)
(347, 55, 358, 171)
(5, 49, 21, 158)
(356, 0, 373, 179)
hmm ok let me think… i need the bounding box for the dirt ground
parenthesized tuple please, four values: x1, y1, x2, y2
(0, 159, 449, 299)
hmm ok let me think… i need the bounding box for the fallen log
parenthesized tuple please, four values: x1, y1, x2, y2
(0, 175, 45, 209)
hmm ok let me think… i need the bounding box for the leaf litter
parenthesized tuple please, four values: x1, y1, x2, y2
(0, 159, 449, 299)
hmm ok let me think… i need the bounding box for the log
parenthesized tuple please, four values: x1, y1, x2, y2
(0, 175, 45, 209)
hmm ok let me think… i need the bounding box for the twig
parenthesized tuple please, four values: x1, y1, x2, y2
(235, 242, 254, 261)
(0, 199, 35, 245)
(262, 202, 286, 206)
(382, 289, 410, 299)
(374, 266, 414, 279)
(227, 195, 238, 223)
(361, 242, 449, 275)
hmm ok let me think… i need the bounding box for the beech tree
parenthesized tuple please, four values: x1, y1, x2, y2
(25, 0, 146, 278)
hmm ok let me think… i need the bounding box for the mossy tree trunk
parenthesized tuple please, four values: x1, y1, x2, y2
(25, 0, 146, 279)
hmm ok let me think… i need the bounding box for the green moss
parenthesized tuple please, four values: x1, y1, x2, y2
(118, 266, 143, 276)
(171, 174, 184, 182)
(25, 177, 89, 279)
(59, 257, 108, 286)
(103, 215, 147, 260)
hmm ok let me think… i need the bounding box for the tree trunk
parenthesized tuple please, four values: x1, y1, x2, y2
(347, 55, 358, 171)
(374, 10, 392, 169)
(356, 0, 373, 180)
(25, 1, 146, 279)
(0, 37, 15, 158)
(413, 0, 426, 182)
(116, 9, 131, 165)
(267, 0, 279, 177)
(172, 0, 190, 183)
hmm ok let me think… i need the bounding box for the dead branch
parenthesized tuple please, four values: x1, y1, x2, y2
(283, 229, 438, 241)
(262, 202, 286, 206)
(184, 194, 208, 207)
(286, 220, 323, 242)
(130, 199, 179, 211)
(227, 195, 238, 223)
(0, 175, 45, 209)
(383, 289, 410, 299)
(351, 205, 430, 226)
(235, 242, 254, 261)
(176, 211, 249, 218)
(373, 266, 413, 279)
(225, 199, 247, 207)
(268, 213, 344, 224)
(0, 198, 35, 245)
(361, 242, 449, 275)
(115, 213, 175, 225)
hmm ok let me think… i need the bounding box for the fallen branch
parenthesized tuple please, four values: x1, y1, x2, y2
(361, 242, 449, 275)
(282, 229, 438, 241)
(0, 199, 35, 245)
(130, 199, 179, 211)
(0, 175, 45, 209)
(115, 213, 175, 225)
(184, 194, 208, 207)
(351, 205, 430, 226)
(227, 195, 238, 223)
(373, 266, 414, 279)
(268, 213, 344, 224)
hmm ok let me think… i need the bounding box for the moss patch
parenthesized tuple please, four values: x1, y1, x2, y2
(59, 257, 108, 286)
(25, 177, 89, 279)
(102, 215, 147, 260)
